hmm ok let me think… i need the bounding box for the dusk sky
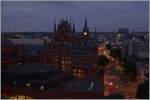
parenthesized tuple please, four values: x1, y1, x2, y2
(1, 1, 149, 32)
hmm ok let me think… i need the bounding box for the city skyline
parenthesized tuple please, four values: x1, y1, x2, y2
(1, 1, 149, 99)
(1, 1, 149, 32)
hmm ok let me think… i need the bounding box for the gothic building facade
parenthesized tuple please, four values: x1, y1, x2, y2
(2, 17, 99, 79)
(39, 17, 98, 79)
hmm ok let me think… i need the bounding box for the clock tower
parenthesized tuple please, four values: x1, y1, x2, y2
(82, 16, 90, 37)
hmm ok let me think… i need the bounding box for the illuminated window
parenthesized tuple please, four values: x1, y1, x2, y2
(10, 95, 32, 99)
(62, 65, 65, 68)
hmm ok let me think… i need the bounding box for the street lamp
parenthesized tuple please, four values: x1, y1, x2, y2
(83, 32, 87, 36)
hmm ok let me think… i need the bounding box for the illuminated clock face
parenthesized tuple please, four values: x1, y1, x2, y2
(83, 32, 87, 36)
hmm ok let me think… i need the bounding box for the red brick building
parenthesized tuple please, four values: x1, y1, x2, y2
(2, 18, 99, 79)
(1, 39, 24, 67)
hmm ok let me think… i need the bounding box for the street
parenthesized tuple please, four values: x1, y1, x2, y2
(98, 42, 145, 99)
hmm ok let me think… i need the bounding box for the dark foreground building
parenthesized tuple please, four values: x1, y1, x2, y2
(1, 39, 24, 67)
(1, 63, 106, 99)
(2, 18, 99, 79)
(1, 18, 104, 99)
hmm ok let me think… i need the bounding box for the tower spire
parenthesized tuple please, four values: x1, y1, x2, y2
(69, 18, 71, 25)
(95, 27, 96, 33)
(70, 18, 72, 28)
(68, 18, 71, 34)
(59, 18, 61, 24)
(82, 16, 89, 33)
(73, 19, 75, 33)
(85, 16, 87, 28)
(54, 16, 56, 34)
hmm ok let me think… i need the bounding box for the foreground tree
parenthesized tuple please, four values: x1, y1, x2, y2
(106, 43, 112, 50)
(121, 57, 137, 80)
(136, 73, 149, 99)
(98, 55, 109, 96)
(98, 55, 109, 75)
(110, 48, 122, 59)
(98, 55, 109, 69)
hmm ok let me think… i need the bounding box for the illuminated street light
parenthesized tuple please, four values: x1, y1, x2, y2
(83, 32, 87, 36)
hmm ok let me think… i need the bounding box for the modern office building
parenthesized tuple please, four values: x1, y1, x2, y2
(118, 28, 129, 40)
(121, 39, 149, 58)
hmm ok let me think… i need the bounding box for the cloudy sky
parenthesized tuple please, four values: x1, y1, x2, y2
(1, 1, 149, 32)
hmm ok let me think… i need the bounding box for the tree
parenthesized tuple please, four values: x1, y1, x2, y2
(106, 43, 112, 50)
(98, 55, 109, 69)
(110, 48, 122, 59)
(121, 57, 137, 78)
(136, 79, 149, 99)
(98, 55, 109, 75)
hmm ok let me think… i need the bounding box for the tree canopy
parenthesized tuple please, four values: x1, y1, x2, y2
(98, 55, 109, 68)
(136, 80, 149, 99)
(110, 48, 122, 59)
(106, 43, 112, 50)
(121, 57, 137, 77)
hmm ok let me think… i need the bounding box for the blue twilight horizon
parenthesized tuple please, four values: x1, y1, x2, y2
(1, 1, 149, 32)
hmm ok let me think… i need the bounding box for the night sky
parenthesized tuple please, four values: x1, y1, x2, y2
(1, 1, 149, 32)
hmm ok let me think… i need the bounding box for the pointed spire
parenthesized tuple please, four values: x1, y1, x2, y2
(73, 19, 75, 33)
(66, 17, 68, 21)
(69, 18, 71, 25)
(85, 16, 87, 28)
(69, 18, 72, 33)
(69, 18, 71, 26)
(54, 16, 56, 34)
(59, 18, 61, 24)
(95, 27, 96, 33)
(83, 16, 89, 33)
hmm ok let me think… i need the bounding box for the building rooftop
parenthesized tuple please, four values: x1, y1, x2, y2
(9, 39, 47, 54)
(21, 44, 47, 55)
(9, 39, 45, 45)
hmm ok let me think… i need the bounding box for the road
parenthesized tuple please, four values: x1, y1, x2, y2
(98, 42, 144, 99)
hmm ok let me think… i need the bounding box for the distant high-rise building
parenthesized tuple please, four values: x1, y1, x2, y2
(118, 28, 129, 39)
(121, 39, 149, 58)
